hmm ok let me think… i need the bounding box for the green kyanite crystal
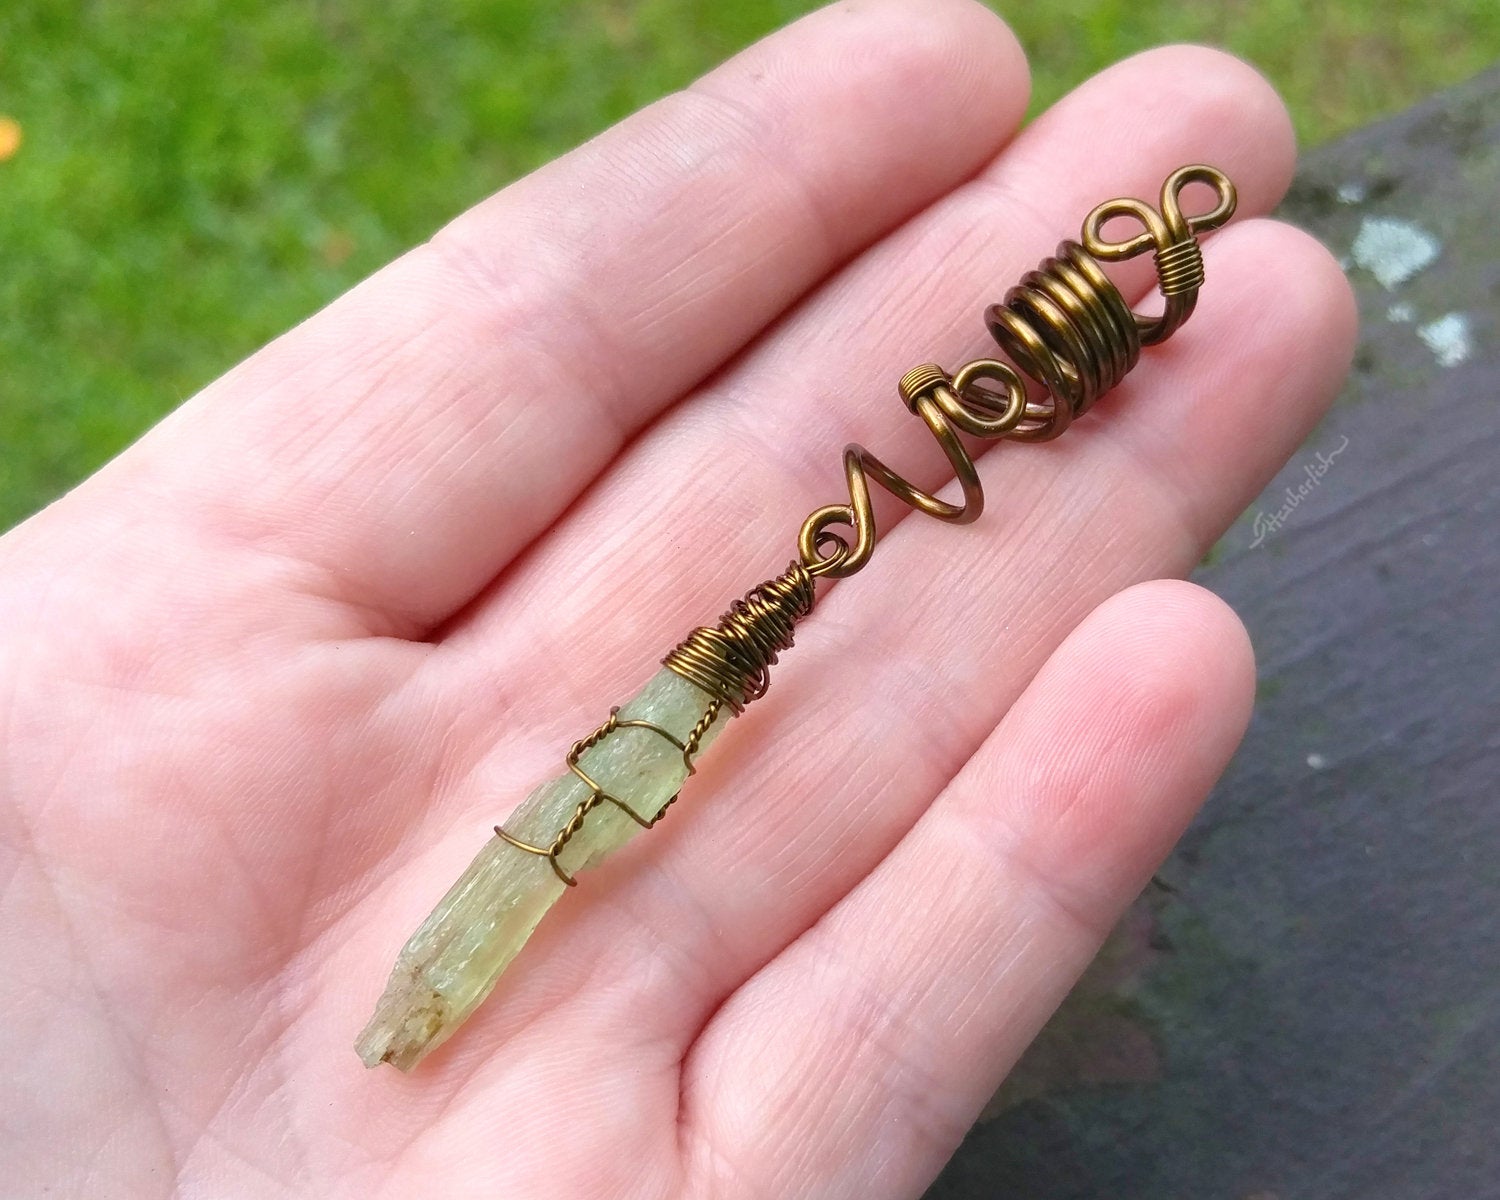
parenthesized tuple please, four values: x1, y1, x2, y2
(355, 668, 729, 1070)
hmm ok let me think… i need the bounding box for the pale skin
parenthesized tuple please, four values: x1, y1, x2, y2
(0, 2, 1357, 1196)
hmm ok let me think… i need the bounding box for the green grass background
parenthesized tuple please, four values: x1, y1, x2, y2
(3, 1, 1497, 530)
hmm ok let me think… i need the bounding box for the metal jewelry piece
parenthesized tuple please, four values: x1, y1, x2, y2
(356, 165, 1239, 1070)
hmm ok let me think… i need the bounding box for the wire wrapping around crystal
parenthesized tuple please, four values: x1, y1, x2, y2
(662, 561, 817, 713)
(495, 562, 817, 885)
(496, 702, 724, 885)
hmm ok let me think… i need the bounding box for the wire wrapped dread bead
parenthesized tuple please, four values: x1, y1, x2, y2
(356, 165, 1238, 1071)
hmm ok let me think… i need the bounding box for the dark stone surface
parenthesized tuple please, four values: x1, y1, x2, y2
(926, 68, 1500, 1200)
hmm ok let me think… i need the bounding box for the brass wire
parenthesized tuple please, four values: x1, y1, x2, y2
(495, 166, 1237, 886)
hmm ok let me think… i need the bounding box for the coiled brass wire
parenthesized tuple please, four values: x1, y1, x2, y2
(797, 165, 1236, 580)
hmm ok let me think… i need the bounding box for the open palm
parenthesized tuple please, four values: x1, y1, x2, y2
(1, 3, 1355, 1196)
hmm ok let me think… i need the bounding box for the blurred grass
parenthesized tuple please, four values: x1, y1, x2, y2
(2, 0, 1497, 529)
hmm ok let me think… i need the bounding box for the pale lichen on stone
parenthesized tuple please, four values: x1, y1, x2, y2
(1350, 215, 1441, 290)
(355, 668, 729, 1070)
(1417, 311, 1473, 368)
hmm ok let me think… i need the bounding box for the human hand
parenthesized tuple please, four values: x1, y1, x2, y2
(0, 2, 1355, 1196)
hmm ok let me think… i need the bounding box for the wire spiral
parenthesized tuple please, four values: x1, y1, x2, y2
(797, 165, 1237, 580)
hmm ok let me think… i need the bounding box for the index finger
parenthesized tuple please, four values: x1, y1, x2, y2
(41, 0, 1031, 638)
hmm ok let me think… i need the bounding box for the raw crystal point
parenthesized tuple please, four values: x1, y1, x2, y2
(356, 668, 729, 1070)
